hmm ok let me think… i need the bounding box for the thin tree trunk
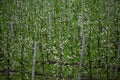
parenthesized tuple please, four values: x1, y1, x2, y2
(40, 1, 44, 79)
(59, 1, 64, 79)
(98, 18, 102, 67)
(114, 43, 120, 80)
(21, 44, 24, 80)
(113, 1, 119, 79)
(7, 1, 11, 79)
(32, 42, 37, 80)
(114, 65, 118, 80)
(88, 29, 92, 80)
(21, 35, 25, 80)
(78, 34, 85, 80)
(0, 17, 1, 63)
(7, 27, 10, 80)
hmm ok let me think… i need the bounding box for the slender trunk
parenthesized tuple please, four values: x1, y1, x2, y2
(0, 15, 3, 68)
(16, 0, 25, 79)
(88, 29, 92, 80)
(0, 25, 1, 78)
(40, 1, 44, 79)
(21, 35, 25, 80)
(105, 41, 109, 80)
(114, 65, 118, 80)
(78, 34, 85, 80)
(7, 27, 10, 80)
(7, 0, 11, 79)
(59, 1, 64, 79)
(32, 42, 37, 80)
(113, 1, 119, 79)
(98, 18, 102, 67)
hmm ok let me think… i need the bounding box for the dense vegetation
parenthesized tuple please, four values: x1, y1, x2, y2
(0, 0, 120, 80)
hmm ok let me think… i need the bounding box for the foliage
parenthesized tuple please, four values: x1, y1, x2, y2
(0, 0, 120, 80)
